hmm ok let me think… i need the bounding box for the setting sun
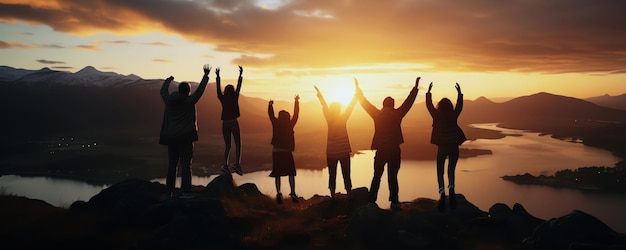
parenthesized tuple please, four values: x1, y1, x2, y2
(2, 1, 626, 248)
(324, 82, 356, 106)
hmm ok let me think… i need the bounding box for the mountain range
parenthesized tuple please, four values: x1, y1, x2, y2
(0, 66, 142, 88)
(1, 65, 625, 174)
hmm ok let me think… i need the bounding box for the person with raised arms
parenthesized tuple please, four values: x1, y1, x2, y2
(314, 82, 358, 200)
(268, 95, 301, 204)
(355, 77, 420, 209)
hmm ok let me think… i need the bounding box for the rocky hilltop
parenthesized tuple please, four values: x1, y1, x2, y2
(1, 175, 625, 250)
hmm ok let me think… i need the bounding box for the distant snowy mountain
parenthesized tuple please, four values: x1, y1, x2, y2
(0, 65, 146, 88)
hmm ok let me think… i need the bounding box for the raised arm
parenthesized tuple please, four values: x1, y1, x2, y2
(215, 67, 223, 99)
(454, 82, 463, 116)
(397, 77, 420, 116)
(291, 95, 300, 126)
(268, 100, 277, 122)
(189, 66, 210, 103)
(341, 81, 359, 119)
(235, 65, 243, 95)
(314, 85, 329, 118)
(426, 82, 436, 116)
(355, 78, 379, 117)
(160, 76, 174, 101)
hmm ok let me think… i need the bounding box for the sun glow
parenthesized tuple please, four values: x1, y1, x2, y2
(325, 82, 356, 106)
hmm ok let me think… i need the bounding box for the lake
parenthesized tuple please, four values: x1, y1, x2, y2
(1, 123, 625, 232)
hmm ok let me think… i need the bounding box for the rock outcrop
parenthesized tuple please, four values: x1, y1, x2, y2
(1, 177, 625, 250)
(523, 210, 626, 249)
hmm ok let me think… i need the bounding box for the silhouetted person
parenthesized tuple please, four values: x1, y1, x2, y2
(426, 82, 467, 211)
(355, 77, 420, 209)
(159, 65, 210, 198)
(314, 83, 358, 199)
(268, 96, 300, 204)
(216, 66, 243, 176)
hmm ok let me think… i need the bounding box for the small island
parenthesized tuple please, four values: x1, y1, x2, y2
(502, 161, 626, 193)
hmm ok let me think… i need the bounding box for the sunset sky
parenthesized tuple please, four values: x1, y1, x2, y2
(1, 0, 626, 103)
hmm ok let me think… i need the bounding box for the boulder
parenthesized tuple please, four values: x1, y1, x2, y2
(72, 178, 163, 217)
(488, 203, 511, 222)
(522, 210, 626, 249)
(351, 187, 370, 208)
(236, 183, 263, 197)
(204, 173, 236, 198)
(488, 203, 545, 242)
(446, 194, 488, 220)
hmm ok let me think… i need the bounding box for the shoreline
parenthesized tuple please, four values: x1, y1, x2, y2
(0, 147, 494, 186)
(501, 163, 626, 194)
(3, 122, 622, 187)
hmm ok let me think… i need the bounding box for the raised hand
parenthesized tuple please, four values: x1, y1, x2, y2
(295, 94, 300, 102)
(415, 77, 421, 88)
(269, 99, 274, 105)
(238, 65, 243, 75)
(455, 82, 462, 94)
(314, 85, 322, 97)
(354, 78, 363, 97)
(203, 64, 211, 75)
(215, 67, 220, 76)
(428, 82, 433, 93)
(166, 76, 174, 81)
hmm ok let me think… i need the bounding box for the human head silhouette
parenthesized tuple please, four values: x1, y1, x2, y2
(178, 82, 191, 96)
(383, 96, 395, 108)
(278, 110, 291, 122)
(437, 98, 453, 113)
(329, 102, 342, 116)
(224, 84, 235, 96)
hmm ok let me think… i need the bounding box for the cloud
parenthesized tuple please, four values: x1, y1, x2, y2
(152, 59, 171, 63)
(274, 63, 432, 77)
(76, 44, 101, 51)
(9, 31, 34, 35)
(74, 40, 128, 51)
(144, 42, 170, 46)
(0, 40, 33, 48)
(0, 36, 66, 49)
(102, 40, 130, 44)
(51, 66, 74, 70)
(40, 44, 64, 48)
(2, 0, 626, 73)
(1, 40, 64, 49)
(37, 59, 65, 64)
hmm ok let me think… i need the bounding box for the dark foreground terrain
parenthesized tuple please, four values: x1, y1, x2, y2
(1, 175, 625, 250)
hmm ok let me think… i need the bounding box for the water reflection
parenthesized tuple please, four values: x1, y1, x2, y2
(2, 124, 625, 232)
(0, 175, 108, 207)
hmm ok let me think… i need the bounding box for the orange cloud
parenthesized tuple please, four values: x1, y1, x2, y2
(152, 59, 172, 63)
(2, 0, 626, 74)
(144, 42, 170, 46)
(76, 45, 100, 51)
(0, 40, 33, 49)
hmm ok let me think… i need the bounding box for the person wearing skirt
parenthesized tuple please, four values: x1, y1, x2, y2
(268, 95, 300, 204)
